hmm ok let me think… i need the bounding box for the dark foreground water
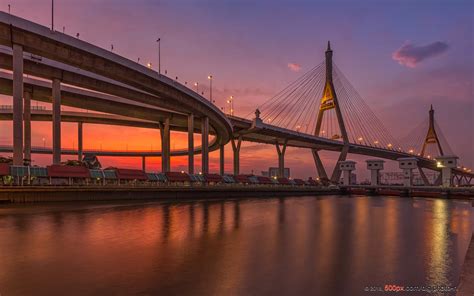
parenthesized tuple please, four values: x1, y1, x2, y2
(0, 196, 472, 296)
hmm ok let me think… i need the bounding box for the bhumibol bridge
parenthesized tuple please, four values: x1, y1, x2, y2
(0, 12, 471, 186)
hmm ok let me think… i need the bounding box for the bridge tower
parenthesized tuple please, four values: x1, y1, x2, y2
(312, 41, 350, 183)
(421, 105, 443, 157)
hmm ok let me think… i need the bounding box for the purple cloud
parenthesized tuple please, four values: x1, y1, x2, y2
(392, 41, 449, 68)
(288, 63, 302, 72)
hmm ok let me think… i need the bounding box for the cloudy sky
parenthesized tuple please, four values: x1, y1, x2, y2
(0, 0, 472, 178)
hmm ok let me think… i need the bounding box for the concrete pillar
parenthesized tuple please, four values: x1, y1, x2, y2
(23, 91, 32, 164)
(78, 122, 83, 161)
(397, 157, 418, 187)
(12, 44, 24, 165)
(231, 136, 242, 175)
(276, 140, 288, 178)
(188, 114, 194, 174)
(435, 155, 458, 187)
(338, 160, 356, 186)
(312, 149, 328, 180)
(366, 159, 384, 186)
(52, 78, 61, 164)
(219, 144, 225, 175)
(142, 156, 146, 172)
(161, 118, 170, 172)
(201, 116, 209, 174)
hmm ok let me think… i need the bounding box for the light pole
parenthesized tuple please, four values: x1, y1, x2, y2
(42, 137, 46, 149)
(207, 75, 213, 102)
(8, 4, 10, 14)
(51, 0, 54, 31)
(194, 82, 199, 93)
(227, 96, 234, 116)
(156, 38, 161, 74)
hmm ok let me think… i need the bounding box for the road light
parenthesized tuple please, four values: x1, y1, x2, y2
(226, 95, 234, 116)
(147, 62, 152, 69)
(156, 38, 161, 74)
(208, 75, 213, 102)
(194, 82, 199, 92)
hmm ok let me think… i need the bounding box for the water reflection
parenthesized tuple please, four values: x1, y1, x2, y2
(0, 196, 471, 296)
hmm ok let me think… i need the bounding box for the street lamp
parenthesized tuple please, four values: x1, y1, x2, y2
(147, 62, 152, 69)
(194, 82, 199, 92)
(226, 95, 234, 116)
(156, 38, 161, 74)
(42, 137, 46, 148)
(207, 75, 213, 102)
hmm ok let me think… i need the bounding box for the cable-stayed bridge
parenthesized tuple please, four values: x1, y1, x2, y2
(0, 12, 471, 186)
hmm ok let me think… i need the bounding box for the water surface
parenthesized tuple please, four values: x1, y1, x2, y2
(0, 195, 472, 295)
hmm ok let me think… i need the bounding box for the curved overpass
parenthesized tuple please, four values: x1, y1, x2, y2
(0, 12, 232, 145)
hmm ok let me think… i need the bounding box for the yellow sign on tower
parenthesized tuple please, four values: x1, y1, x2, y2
(320, 82, 335, 110)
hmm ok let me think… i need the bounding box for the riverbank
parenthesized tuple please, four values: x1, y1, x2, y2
(0, 185, 340, 203)
(457, 234, 474, 295)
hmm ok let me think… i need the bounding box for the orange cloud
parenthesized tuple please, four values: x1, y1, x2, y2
(287, 63, 302, 72)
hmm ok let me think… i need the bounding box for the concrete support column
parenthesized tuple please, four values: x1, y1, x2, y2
(188, 114, 194, 174)
(331, 145, 349, 183)
(12, 44, 24, 165)
(312, 149, 328, 180)
(219, 144, 225, 175)
(435, 155, 458, 187)
(201, 116, 209, 174)
(366, 160, 384, 186)
(78, 122, 83, 161)
(397, 158, 418, 187)
(23, 91, 32, 164)
(142, 156, 146, 172)
(338, 161, 356, 186)
(161, 118, 170, 172)
(52, 78, 62, 164)
(231, 136, 242, 175)
(275, 140, 288, 178)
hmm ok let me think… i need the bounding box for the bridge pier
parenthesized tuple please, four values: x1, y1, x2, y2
(312, 149, 328, 180)
(201, 116, 209, 174)
(188, 114, 194, 174)
(417, 167, 430, 186)
(435, 155, 458, 187)
(13, 43, 24, 165)
(160, 118, 170, 172)
(339, 160, 356, 186)
(398, 157, 418, 187)
(276, 140, 288, 178)
(366, 159, 384, 186)
(331, 145, 349, 183)
(231, 136, 242, 175)
(78, 122, 83, 161)
(52, 78, 62, 165)
(23, 91, 32, 164)
(219, 144, 225, 175)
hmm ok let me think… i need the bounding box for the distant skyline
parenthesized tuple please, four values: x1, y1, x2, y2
(0, 0, 472, 178)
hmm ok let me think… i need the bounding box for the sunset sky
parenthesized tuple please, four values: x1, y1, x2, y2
(0, 0, 472, 179)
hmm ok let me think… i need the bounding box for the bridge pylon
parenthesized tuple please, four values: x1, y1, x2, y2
(421, 105, 444, 157)
(312, 41, 350, 183)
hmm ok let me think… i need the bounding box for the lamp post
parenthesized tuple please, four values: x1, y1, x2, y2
(42, 137, 46, 149)
(207, 75, 213, 102)
(156, 38, 161, 74)
(227, 96, 234, 116)
(51, 0, 54, 31)
(194, 82, 199, 93)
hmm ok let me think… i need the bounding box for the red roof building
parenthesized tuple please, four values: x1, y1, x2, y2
(165, 172, 191, 182)
(115, 168, 147, 180)
(47, 165, 90, 178)
(204, 173, 223, 183)
(0, 163, 10, 176)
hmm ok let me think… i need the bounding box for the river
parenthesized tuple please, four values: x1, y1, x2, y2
(0, 195, 472, 295)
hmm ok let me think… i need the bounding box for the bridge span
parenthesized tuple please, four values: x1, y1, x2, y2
(0, 12, 471, 186)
